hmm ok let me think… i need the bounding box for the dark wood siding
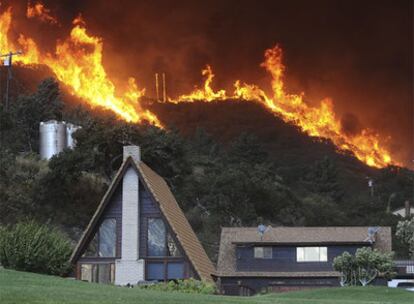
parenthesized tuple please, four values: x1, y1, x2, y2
(139, 182, 161, 257)
(220, 276, 387, 296)
(236, 245, 368, 272)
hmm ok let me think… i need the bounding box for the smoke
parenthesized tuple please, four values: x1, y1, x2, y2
(341, 113, 362, 137)
(5, 0, 413, 166)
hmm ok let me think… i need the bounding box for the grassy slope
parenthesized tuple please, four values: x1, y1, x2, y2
(0, 269, 413, 304)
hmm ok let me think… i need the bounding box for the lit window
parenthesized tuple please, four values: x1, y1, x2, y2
(254, 247, 272, 259)
(296, 247, 327, 262)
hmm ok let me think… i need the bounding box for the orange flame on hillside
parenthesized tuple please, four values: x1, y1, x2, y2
(179, 65, 227, 102)
(0, 4, 401, 168)
(175, 46, 396, 168)
(0, 6, 161, 126)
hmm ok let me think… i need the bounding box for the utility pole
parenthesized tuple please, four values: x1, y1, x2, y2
(367, 178, 374, 197)
(155, 73, 159, 101)
(162, 73, 166, 102)
(0, 51, 22, 111)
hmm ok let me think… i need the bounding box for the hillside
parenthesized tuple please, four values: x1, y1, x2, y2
(1, 71, 413, 259)
(0, 269, 413, 304)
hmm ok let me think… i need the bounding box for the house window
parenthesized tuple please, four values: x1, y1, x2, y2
(148, 218, 167, 256)
(296, 247, 328, 262)
(147, 262, 165, 280)
(147, 261, 185, 281)
(167, 262, 184, 279)
(147, 218, 182, 257)
(99, 219, 116, 257)
(254, 246, 272, 259)
(83, 218, 117, 257)
(80, 263, 115, 284)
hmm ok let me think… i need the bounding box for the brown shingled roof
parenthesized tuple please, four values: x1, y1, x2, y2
(217, 226, 392, 277)
(71, 157, 215, 282)
(138, 162, 215, 282)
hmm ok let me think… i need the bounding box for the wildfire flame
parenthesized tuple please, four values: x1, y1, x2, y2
(0, 6, 161, 126)
(27, 1, 58, 25)
(174, 46, 397, 168)
(0, 3, 400, 168)
(178, 65, 227, 102)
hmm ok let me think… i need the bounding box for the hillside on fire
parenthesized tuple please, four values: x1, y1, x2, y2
(0, 73, 412, 260)
(0, 0, 412, 271)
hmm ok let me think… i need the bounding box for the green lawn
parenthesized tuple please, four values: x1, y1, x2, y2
(0, 269, 413, 304)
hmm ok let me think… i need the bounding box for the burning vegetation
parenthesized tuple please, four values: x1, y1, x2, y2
(0, 2, 401, 168)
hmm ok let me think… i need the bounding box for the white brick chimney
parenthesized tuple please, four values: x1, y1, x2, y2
(115, 146, 144, 285)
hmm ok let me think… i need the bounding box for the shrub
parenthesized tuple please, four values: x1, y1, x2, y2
(139, 278, 216, 294)
(396, 219, 414, 258)
(0, 221, 72, 276)
(333, 247, 395, 286)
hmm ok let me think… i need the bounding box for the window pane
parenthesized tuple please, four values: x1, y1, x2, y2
(80, 264, 93, 282)
(254, 247, 264, 258)
(83, 234, 98, 257)
(297, 247, 328, 262)
(92, 264, 98, 282)
(297, 247, 304, 262)
(148, 218, 166, 256)
(111, 264, 115, 283)
(305, 247, 320, 261)
(167, 234, 182, 257)
(97, 264, 111, 284)
(320, 247, 328, 261)
(147, 262, 164, 281)
(167, 262, 184, 279)
(99, 219, 116, 257)
(263, 247, 272, 259)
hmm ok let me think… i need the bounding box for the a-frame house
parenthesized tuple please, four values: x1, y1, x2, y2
(70, 146, 215, 285)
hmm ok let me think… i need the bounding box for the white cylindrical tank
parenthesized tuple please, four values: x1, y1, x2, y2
(66, 123, 81, 149)
(39, 121, 67, 160)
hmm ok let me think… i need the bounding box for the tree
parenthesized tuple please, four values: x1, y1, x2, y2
(10, 78, 63, 152)
(302, 194, 346, 226)
(333, 248, 395, 286)
(302, 156, 344, 202)
(0, 154, 48, 225)
(355, 247, 395, 286)
(34, 149, 107, 227)
(332, 251, 357, 286)
(396, 218, 414, 258)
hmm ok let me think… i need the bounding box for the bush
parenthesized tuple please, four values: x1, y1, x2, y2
(396, 219, 414, 258)
(139, 278, 216, 294)
(333, 247, 395, 286)
(0, 221, 72, 276)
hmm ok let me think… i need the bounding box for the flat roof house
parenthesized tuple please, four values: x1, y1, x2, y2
(70, 146, 215, 285)
(216, 226, 392, 295)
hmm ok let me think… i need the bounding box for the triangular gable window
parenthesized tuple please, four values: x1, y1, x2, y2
(147, 217, 182, 257)
(83, 218, 117, 257)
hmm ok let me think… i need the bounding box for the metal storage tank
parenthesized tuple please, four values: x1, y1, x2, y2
(66, 123, 81, 149)
(39, 120, 67, 160)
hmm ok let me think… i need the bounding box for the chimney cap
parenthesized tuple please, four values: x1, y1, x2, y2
(123, 145, 141, 163)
